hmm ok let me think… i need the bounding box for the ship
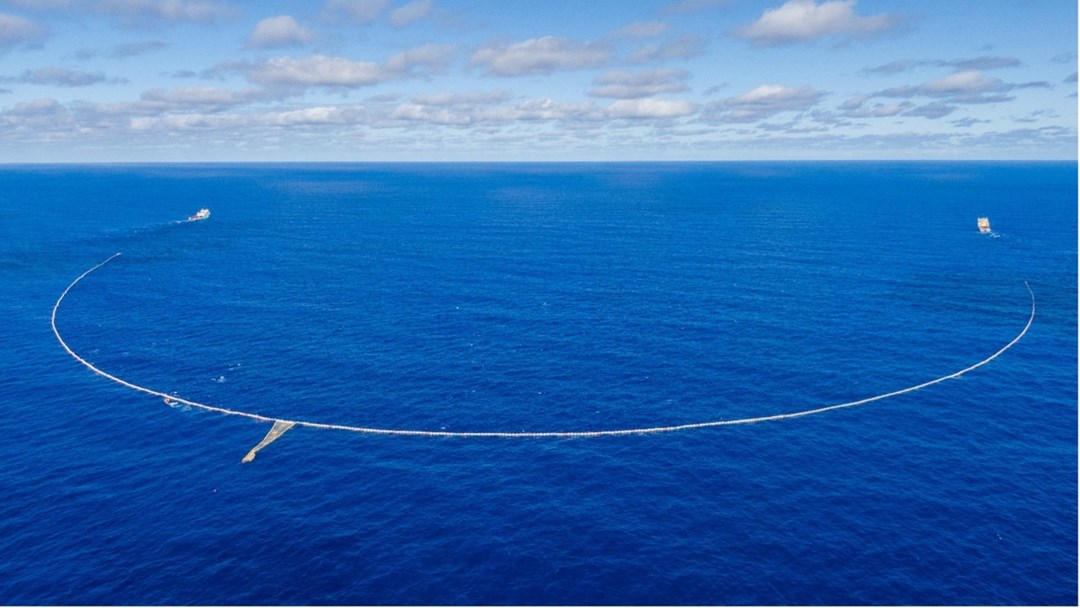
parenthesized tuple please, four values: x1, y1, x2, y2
(188, 208, 211, 222)
(977, 217, 990, 233)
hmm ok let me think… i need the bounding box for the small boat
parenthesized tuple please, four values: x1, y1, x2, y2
(977, 217, 991, 233)
(188, 208, 211, 222)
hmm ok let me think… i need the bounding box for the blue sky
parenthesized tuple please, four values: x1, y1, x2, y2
(0, 0, 1075, 161)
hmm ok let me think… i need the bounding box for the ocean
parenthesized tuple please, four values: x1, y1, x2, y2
(0, 162, 1075, 605)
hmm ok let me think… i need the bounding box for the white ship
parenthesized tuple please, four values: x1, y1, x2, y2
(188, 208, 210, 221)
(977, 217, 990, 233)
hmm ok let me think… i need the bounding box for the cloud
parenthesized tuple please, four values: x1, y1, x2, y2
(588, 68, 689, 99)
(862, 56, 1021, 76)
(661, 0, 730, 15)
(861, 59, 917, 76)
(2, 66, 125, 86)
(1065, 72, 1078, 84)
(470, 36, 608, 77)
(410, 90, 510, 106)
(383, 43, 454, 73)
(5, 97, 65, 116)
(949, 56, 1022, 71)
(102, 91, 698, 138)
(0, 97, 79, 141)
(388, 103, 474, 125)
(903, 102, 955, 119)
(853, 68, 1049, 116)
(109, 40, 168, 57)
(387, 95, 698, 126)
(261, 105, 368, 127)
(99, 0, 233, 24)
(0, 12, 47, 50)
(388, 0, 432, 27)
(912, 70, 999, 95)
(248, 15, 313, 49)
(606, 98, 696, 119)
(382, 97, 606, 127)
(241, 46, 454, 89)
(628, 33, 705, 63)
(837, 95, 913, 117)
(703, 84, 825, 122)
(951, 117, 990, 128)
(738, 0, 895, 46)
(611, 20, 669, 40)
(247, 55, 385, 87)
(875, 70, 1016, 104)
(136, 86, 270, 112)
(322, 0, 388, 24)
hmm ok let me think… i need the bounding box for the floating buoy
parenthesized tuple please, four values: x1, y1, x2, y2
(51, 253, 1035, 459)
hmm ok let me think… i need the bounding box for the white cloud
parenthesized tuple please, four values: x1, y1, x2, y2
(859, 103, 911, 117)
(356, 94, 696, 128)
(606, 98, 696, 119)
(390, 102, 473, 125)
(920, 70, 1001, 95)
(588, 68, 689, 99)
(137, 86, 268, 112)
(629, 34, 705, 63)
(322, 0, 388, 24)
(99, 0, 232, 24)
(875, 70, 1017, 104)
(242, 46, 454, 89)
(0, 12, 47, 50)
(3, 66, 115, 86)
(6, 97, 63, 116)
(732, 84, 816, 104)
(837, 96, 913, 118)
(266, 105, 365, 126)
(739, 0, 894, 46)
(383, 43, 455, 74)
(489, 97, 601, 122)
(704, 84, 825, 122)
(410, 90, 510, 106)
(248, 55, 385, 87)
(470, 36, 609, 77)
(248, 15, 313, 49)
(388, 0, 432, 28)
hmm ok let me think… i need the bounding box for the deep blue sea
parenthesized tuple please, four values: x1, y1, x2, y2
(0, 162, 1075, 605)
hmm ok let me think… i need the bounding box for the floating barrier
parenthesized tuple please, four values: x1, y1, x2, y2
(52, 253, 1035, 461)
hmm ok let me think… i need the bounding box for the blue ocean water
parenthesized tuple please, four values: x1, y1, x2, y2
(0, 162, 1075, 605)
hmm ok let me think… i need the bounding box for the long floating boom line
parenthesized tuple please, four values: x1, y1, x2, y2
(52, 252, 1035, 440)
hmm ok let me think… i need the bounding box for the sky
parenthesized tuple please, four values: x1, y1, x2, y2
(0, 0, 1075, 162)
